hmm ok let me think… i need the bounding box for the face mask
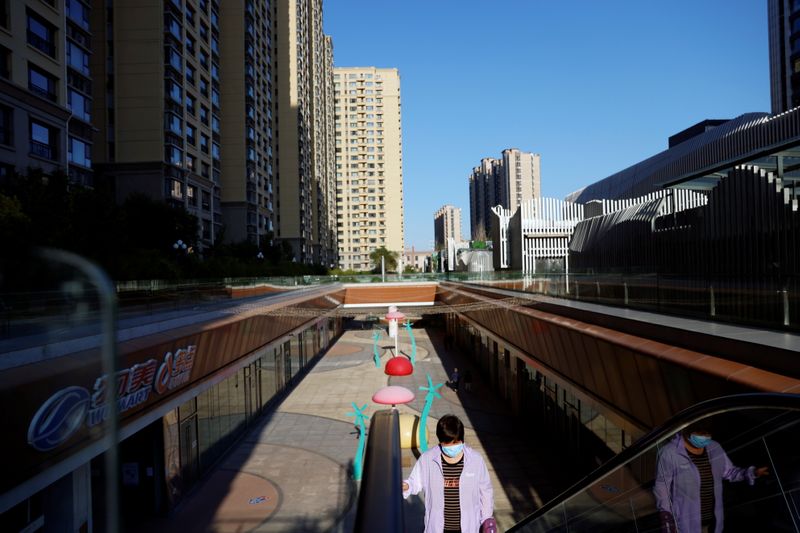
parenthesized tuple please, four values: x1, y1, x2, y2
(688, 434, 712, 448)
(441, 443, 464, 458)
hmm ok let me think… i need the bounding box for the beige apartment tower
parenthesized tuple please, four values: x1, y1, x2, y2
(501, 148, 541, 212)
(334, 67, 404, 271)
(433, 205, 462, 249)
(469, 148, 540, 240)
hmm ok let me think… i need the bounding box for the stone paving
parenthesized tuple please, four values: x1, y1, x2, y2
(151, 323, 563, 532)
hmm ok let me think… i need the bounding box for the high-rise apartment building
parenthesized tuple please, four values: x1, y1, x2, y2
(218, 0, 277, 244)
(0, 0, 93, 185)
(433, 205, 462, 249)
(469, 158, 500, 240)
(501, 148, 541, 210)
(469, 149, 540, 240)
(768, 0, 800, 114)
(92, 0, 224, 246)
(275, 0, 335, 264)
(333, 67, 404, 271)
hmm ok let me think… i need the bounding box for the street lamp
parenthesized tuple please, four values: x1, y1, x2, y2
(173, 239, 188, 251)
(256, 251, 264, 260)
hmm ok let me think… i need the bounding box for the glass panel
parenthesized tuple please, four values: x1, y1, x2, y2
(515, 407, 800, 532)
(68, 137, 91, 167)
(196, 389, 212, 467)
(230, 369, 246, 437)
(260, 353, 276, 407)
(217, 377, 230, 443)
(66, 0, 90, 30)
(68, 89, 91, 121)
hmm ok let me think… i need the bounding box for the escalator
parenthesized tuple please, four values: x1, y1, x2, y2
(508, 393, 800, 532)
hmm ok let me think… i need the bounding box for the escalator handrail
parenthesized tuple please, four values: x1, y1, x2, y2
(507, 392, 800, 531)
(354, 409, 405, 533)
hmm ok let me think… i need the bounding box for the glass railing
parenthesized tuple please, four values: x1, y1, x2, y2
(459, 272, 800, 332)
(0, 248, 120, 532)
(508, 393, 800, 533)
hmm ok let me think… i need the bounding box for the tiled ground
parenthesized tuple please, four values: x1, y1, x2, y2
(151, 324, 563, 532)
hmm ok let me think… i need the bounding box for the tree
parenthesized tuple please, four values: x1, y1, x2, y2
(369, 246, 398, 273)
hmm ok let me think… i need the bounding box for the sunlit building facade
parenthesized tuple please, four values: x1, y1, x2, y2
(334, 66, 404, 271)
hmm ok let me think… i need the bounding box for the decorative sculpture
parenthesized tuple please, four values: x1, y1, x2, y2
(372, 329, 382, 368)
(346, 402, 369, 481)
(417, 373, 443, 452)
(403, 320, 416, 367)
(385, 307, 406, 357)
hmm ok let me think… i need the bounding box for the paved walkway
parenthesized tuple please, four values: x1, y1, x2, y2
(150, 322, 564, 532)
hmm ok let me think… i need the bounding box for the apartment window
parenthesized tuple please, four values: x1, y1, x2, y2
(211, 36, 219, 55)
(0, 46, 10, 80)
(168, 47, 182, 71)
(200, 105, 208, 124)
(211, 87, 219, 108)
(185, 64, 195, 85)
(166, 15, 181, 40)
(169, 178, 183, 199)
(200, 133, 209, 153)
(211, 63, 219, 81)
(165, 113, 182, 136)
(165, 146, 183, 166)
(28, 65, 57, 101)
(29, 119, 57, 160)
(67, 42, 90, 75)
(187, 185, 197, 206)
(0, 1, 8, 29)
(186, 93, 196, 114)
(209, 9, 219, 30)
(202, 190, 211, 210)
(199, 50, 208, 69)
(185, 35, 195, 54)
(199, 23, 209, 42)
(201, 161, 209, 178)
(0, 105, 11, 146)
(186, 124, 196, 145)
(212, 115, 220, 133)
(66, 0, 90, 31)
(199, 77, 208, 96)
(185, 5, 195, 25)
(186, 154, 196, 172)
(211, 142, 220, 160)
(27, 10, 56, 58)
(68, 89, 91, 121)
(68, 136, 91, 167)
(167, 80, 182, 103)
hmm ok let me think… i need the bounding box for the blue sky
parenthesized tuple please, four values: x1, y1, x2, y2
(323, 0, 769, 250)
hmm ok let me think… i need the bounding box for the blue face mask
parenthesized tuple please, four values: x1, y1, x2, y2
(688, 434, 712, 448)
(441, 443, 464, 458)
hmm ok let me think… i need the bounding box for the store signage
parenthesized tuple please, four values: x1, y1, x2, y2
(27, 345, 197, 452)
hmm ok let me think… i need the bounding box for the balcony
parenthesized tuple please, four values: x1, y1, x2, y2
(30, 140, 55, 160)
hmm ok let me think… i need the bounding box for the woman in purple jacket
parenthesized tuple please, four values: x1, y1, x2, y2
(403, 415, 494, 533)
(653, 422, 769, 533)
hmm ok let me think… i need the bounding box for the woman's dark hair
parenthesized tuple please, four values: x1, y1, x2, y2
(682, 419, 713, 438)
(436, 414, 464, 443)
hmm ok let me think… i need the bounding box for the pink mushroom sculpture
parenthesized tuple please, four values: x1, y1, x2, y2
(372, 385, 415, 407)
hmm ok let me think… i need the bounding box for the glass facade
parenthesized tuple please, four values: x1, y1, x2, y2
(170, 317, 340, 501)
(448, 314, 640, 479)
